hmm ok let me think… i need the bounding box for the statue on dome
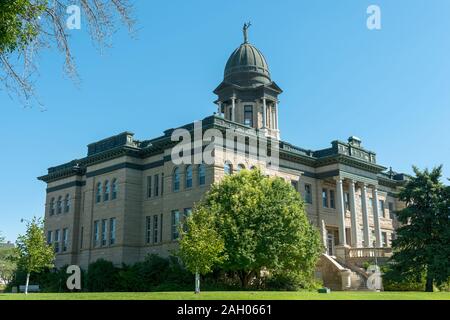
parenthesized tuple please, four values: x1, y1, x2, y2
(243, 22, 252, 43)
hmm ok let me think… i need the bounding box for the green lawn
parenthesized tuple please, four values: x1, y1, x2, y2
(0, 291, 449, 300)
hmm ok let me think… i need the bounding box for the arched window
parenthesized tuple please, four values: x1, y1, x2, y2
(111, 179, 118, 200)
(185, 165, 193, 188)
(198, 164, 206, 186)
(173, 167, 180, 191)
(49, 198, 55, 216)
(64, 194, 70, 213)
(96, 182, 102, 203)
(57, 196, 62, 214)
(224, 162, 232, 175)
(237, 164, 245, 173)
(103, 180, 110, 201)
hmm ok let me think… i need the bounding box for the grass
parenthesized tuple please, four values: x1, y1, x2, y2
(0, 291, 449, 300)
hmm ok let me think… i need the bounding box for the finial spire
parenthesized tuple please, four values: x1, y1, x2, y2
(243, 22, 251, 43)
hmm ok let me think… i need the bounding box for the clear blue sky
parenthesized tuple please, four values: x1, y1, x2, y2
(1, 0, 449, 242)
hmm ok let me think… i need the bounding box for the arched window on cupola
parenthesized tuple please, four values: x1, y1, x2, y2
(173, 167, 180, 192)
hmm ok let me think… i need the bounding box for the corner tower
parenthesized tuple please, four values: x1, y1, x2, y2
(214, 23, 283, 140)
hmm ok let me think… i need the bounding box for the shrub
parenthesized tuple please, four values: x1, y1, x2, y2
(86, 259, 119, 292)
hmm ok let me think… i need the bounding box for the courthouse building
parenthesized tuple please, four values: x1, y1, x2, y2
(38, 27, 407, 290)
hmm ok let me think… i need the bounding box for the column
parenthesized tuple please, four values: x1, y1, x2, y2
(274, 101, 279, 130)
(262, 98, 267, 128)
(348, 180, 359, 247)
(217, 102, 222, 116)
(360, 183, 370, 247)
(231, 97, 236, 122)
(372, 186, 382, 247)
(336, 178, 347, 246)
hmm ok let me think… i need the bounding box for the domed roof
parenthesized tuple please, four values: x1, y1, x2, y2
(224, 42, 271, 87)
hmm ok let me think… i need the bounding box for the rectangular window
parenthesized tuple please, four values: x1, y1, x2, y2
(110, 218, 116, 245)
(161, 173, 164, 195)
(62, 228, 68, 252)
(304, 184, 312, 204)
(146, 216, 152, 244)
(147, 176, 152, 198)
(171, 210, 180, 240)
(379, 200, 385, 218)
(381, 232, 388, 247)
(329, 190, 335, 209)
(93, 220, 99, 247)
(47, 230, 52, 245)
(101, 219, 107, 246)
(388, 202, 395, 219)
(344, 193, 350, 211)
(154, 174, 159, 197)
(183, 208, 192, 232)
(54, 230, 60, 253)
(153, 215, 159, 244)
(291, 180, 298, 191)
(322, 189, 328, 208)
(160, 214, 163, 243)
(244, 105, 253, 126)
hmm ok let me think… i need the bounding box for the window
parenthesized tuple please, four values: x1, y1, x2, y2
(379, 200, 385, 218)
(153, 215, 159, 244)
(49, 198, 55, 216)
(198, 164, 206, 186)
(62, 228, 68, 252)
(388, 202, 395, 219)
(183, 208, 192, 232)
(96, 183, 102, 203)
(329, 190, 335, 209)
(322, 189, 328, 208)
(110, 218, 116, 245)
(154, 174, 159, 196)
(244, 105, 253, 126)
(64, 194, 70, 213)
(237, 164, 245, 173)
(161, 173, 164, 195)
(57, 196, 62, 214)
(101, 219, 107, 246)
(291, 180, 298, 191)
(224, 162, 232, 175)
(54, 230, 60, 253)
(304, 184, 312, 204)
(146, 216, 152, 244)
(47, 230, 52, 245)
(229, 107, 232, 121)
(111, 179, 118, 200)
(103, 181, 110, 201)
(171, 210, 180, 240)
(173, 167, 180, 191)
(381, 232, 388, 247)
(147, 176, 152, 198)
(185, 166, 192, 188)
(80, 227, 84, 249)
(93, 220, 99, 247)
(344, 193, 350, 211)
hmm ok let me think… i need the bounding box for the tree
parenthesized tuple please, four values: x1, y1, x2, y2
(0, 0, 134, 106)
(387, 166, 450, 292)
(178, 206, 226, 293)
(15, 217, 55, 294)
(192, 168, 322, 288)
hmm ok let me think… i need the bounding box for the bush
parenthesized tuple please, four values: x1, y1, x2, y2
(86, 259, 119, 292)
(265, 271, 321, 291)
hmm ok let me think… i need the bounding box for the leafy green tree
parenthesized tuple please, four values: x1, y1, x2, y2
(387, 166, 450, 292)
(178, 206, 226, 293)
(15, 217, 55, 294)
(192, 168, 322, 288)
(0, 244, 18, 286)
(0, 0, 134, 105)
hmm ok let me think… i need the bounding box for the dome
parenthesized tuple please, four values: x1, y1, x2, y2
(224, 42, 271, 87)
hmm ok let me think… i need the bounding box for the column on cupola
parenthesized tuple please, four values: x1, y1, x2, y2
(262, 98, 267, 128)
(372, 186, 382, 247)
(335, 178, 347, 246)
(231, 97, 236, 122)
(217, 101, 222, 116)
(274, 101, 279, 130)
(348, 180, 359, 247)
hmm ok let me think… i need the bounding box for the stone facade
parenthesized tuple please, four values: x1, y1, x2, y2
(38, 30, 407, 278)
